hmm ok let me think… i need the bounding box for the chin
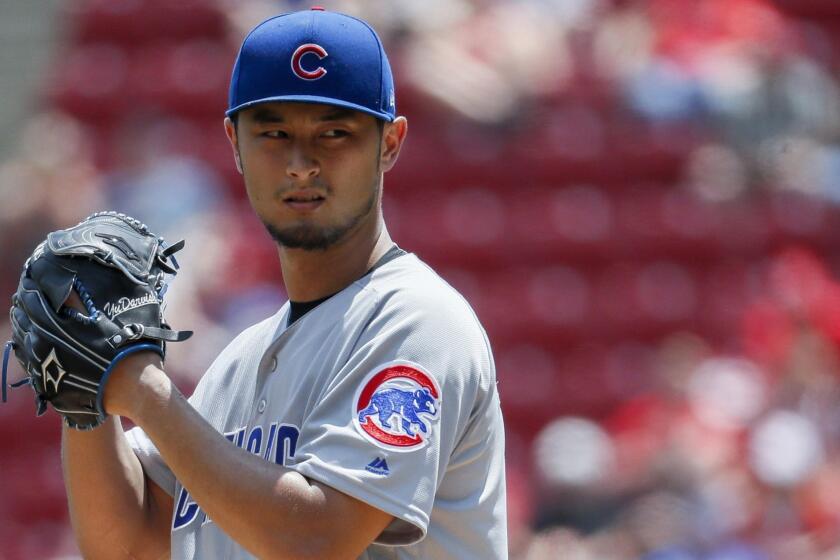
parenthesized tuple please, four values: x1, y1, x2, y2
(264, 222, 348, 251)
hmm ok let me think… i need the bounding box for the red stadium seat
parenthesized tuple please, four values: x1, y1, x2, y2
(699, 260, 762, 331)
(68, 0, 227, 46)
(442, 187, 507, 249)
(714, 198, 772, 255)
(525, 265, 592, 330)
(496, 343, 559, 414)
(634, 261, 699, 323)
(612, 186, 675, 256)
(128, 40, 232, 117)
(774, 0, 840, 19)
(592, 262, 647, 330)
(551, 343, 615, 415)
(508, 185, 617, 263)
(658, 189, 723, 255)
(47, 44, 131, 122)
(388, 187, 509, 266)
(766, 191, 832, 242)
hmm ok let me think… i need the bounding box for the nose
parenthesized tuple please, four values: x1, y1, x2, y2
(286, 145, 319, 180)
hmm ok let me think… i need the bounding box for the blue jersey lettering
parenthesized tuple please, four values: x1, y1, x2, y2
(173, 487, 200, 530)
(172, 422, 300, 531)
(275, 424, 299, 466)
(263, 423, 278, 461)
(247, 426, 263, 455)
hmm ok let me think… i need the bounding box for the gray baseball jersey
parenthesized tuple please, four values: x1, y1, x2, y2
(127, 252, 507, 559)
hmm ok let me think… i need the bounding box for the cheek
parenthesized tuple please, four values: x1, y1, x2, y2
(334, 144, 380, 186)
(242, 170, 280, 215)
(241, 153, 284, 202)
(331, 162, 377, 201)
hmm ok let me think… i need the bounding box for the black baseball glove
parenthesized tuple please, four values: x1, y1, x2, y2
(2, 212, 192, 430)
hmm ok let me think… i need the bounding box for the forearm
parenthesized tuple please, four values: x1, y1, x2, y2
(62, 416, 169, 559)
(129, 369, 337, 559)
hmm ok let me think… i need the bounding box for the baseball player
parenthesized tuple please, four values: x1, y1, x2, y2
(34, 8, 507, 559)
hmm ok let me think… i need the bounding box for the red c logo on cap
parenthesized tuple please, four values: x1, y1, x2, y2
(291, 43, 328, 81)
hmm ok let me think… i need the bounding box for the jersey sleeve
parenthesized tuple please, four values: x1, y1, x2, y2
(289, 292, 493, 545)
(125, 426, 177, 497)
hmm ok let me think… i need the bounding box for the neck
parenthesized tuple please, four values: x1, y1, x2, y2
(277, 212, 393, 303)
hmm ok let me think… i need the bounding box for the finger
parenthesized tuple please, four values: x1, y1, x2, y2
(64, 289, 86, 312)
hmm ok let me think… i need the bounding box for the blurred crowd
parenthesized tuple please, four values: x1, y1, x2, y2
(516, 248, 840, 559)
(1, 0, 840, 558)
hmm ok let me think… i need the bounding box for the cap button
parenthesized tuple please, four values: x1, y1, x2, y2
(311, 6, 325, 10)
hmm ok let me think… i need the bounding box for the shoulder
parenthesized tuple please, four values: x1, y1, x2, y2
(361, 254, 487, 342)
(351, 254, 495, 382)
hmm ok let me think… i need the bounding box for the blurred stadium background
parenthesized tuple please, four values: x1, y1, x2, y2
(1, 0, 840, 558)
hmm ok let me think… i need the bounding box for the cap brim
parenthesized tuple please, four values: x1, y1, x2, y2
(226, 95, 395, 122)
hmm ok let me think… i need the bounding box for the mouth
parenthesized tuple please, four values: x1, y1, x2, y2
(282, 190, 326, 212)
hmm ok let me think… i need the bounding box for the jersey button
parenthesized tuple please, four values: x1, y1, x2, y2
(258, 399, 266, 413)
(270, 357, 278, 371)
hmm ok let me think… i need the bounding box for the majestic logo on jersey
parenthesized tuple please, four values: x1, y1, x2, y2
(354, 362, 441, 451)
(365, 457, 390, 476)
(291, 43, 328, 80)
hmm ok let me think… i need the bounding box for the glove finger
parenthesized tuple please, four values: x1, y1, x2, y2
(9, 307, 32, 367)
(11, 303, 31, 334)
(10, 304, 55, 395)
(16, 282, 47, 322)
(17, 283, 82, 338)
(64, 288, 87, 313)
(28, 257, 76, 313)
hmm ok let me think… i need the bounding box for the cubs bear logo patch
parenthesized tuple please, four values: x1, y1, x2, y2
(353, 361, 441, 452)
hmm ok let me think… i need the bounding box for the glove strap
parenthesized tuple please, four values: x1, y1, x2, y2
(106, 323, 193, 347)
(160, 239, 185, 259)
(2, 341, 12, 403)
(157, 239, 185, 273)
(1, 341, 30, 404)
(143, 326, 193, 342)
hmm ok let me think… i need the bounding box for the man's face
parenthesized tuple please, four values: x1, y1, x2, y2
(227, 102, 387, 251)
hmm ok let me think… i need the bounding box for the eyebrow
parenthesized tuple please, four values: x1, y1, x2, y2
(250, 107, 358, 124)
(317, 108, 357, 121)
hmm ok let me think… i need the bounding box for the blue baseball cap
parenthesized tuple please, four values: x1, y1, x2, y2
(226, 8, 396, 121)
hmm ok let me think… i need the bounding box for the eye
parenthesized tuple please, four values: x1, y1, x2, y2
(322, 129, 350, 138)
(263, 130, 289, 139)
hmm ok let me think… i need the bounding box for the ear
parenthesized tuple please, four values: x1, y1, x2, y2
(379, 116, 408, 173)
(224, 117, 243, 175)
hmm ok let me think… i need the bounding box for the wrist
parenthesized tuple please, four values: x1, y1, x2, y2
(130, 364, 175, 426)
(102, 351, 167, 420)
